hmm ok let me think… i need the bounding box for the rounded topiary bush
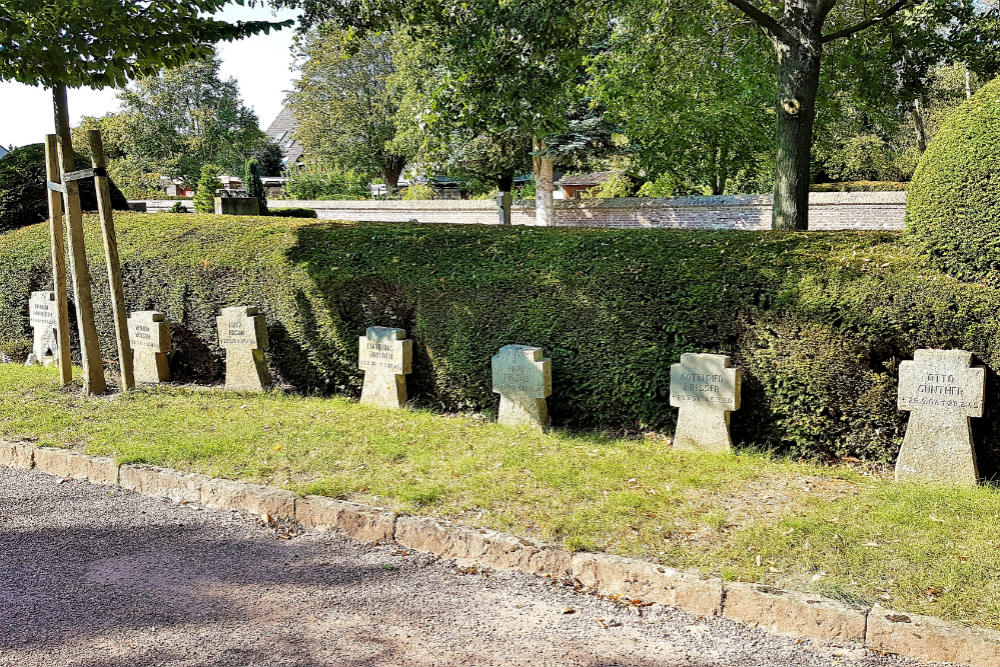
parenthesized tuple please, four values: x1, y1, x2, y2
(0, 143, 129, 233)
(907, 77, 1000, 279)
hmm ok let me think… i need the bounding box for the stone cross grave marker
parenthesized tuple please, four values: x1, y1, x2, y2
(128, 311, 171, 384)
(896, 349, 984, 485)
(669, 353, 741, 453)
(28, 291, 59, 367)
(492, 345, 552, 428)
(359, 327, 413, 408)
(216, 306, 271, 392)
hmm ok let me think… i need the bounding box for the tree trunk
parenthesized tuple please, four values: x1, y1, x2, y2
(712, 145, 730, 195)
(965, 67, 972, 100)
(382, 159, 404, 192)
(532, 137, 555, 226)
(772, 38, 821, 230)
(913, 98, 927, 153)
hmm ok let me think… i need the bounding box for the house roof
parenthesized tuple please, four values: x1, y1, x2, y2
(265, 106, 305, 166)
(556, 170, 623, 186)
(0, 146, 8, 159)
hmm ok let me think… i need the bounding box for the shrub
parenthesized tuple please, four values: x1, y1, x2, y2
(907, 77, 1000, 280)
(285, 167, 368, 200)
(810, 181, 909, 193)
(5, 214, 1000, 470)
(401, 184, 434, 200)
(169, 201, 189, 213)
(193, 164, 222, 214)
(268, 207, 318, 218)
(0, 143, 128, 232)
(244, 158, 268, 215)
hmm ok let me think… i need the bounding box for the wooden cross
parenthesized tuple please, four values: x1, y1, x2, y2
(896, 349, 984, 485)
(492, 345, 552, 428)
(669, 353, 741, 453)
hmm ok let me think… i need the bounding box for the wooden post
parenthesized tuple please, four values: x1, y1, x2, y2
(89, 129, 134, 391)
(53, 85, 107, 395)
(43, 135, 73, 386)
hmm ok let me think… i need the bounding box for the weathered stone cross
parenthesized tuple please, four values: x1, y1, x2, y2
(359, 326, 413, 408)
(216, 306, 271, 392)
(492, 345, 552, 429)
(28, 291, 59, 366)
(896, 348, 984, 485)
(669, 353, 741, 453)
(128, 311, 171, 384)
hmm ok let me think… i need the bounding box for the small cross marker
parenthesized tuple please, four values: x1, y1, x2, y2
(216, 306, 271, 392)
(896, 349, 984, 485)
(669, 353, 741, 452)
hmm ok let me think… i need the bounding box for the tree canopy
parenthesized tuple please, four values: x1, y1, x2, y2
(0, 0, 287, 89)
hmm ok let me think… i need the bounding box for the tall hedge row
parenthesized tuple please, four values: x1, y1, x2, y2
(3, 213, 1000, 472)
(907, 77, 1000, 280)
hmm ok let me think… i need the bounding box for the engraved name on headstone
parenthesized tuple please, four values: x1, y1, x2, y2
(896, 349, 984, 485)
(128, 311, 171, 384)
(27, 291, 59, 366)
(492, 345, 552, 429)
(669, 353, 741, 453)
(359, 326, 414, 408)
(216, 306, 271, 392)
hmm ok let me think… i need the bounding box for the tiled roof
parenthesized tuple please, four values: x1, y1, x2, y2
(265, 106, 305, 166)
(556, 171, 622, 186)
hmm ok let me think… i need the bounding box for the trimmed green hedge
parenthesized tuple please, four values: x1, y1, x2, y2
(907, 77, 1000, 280)
(268, 207, 319, 218)
(3, 213, 1000, 471)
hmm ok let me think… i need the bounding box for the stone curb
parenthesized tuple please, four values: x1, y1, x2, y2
(5, 444, 999, 667)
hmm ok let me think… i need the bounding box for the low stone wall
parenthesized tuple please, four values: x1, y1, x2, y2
(129, 191, 907, 231)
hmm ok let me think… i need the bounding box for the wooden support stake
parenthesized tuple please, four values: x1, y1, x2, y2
(88, 129, 134, 391)
(43, 135, 73, 386)
(53, 85, 107, 395)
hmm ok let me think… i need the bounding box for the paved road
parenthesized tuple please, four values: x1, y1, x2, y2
(0, 466, 934, 667)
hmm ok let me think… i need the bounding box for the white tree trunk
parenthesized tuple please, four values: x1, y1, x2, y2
(533, 137, 554, 226)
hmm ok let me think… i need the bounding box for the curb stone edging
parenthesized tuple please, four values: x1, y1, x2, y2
(6, 444, 999, 667)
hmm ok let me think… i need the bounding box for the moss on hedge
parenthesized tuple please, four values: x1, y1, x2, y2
(907, 77, 1000, 280)
(3, 213, 1000, 469)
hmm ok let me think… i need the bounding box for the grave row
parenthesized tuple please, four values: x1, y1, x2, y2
(26, 294, 985, 486)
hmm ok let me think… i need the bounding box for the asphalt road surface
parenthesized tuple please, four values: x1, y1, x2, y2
(0, 466, 935, 667)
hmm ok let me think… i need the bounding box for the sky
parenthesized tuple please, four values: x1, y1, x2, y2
(0, 4, 302, 150)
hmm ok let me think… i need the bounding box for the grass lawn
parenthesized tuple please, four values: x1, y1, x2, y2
(3, 364, 1000, 629)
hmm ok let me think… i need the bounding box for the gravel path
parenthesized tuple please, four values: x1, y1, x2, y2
(0, 466, 936, 667)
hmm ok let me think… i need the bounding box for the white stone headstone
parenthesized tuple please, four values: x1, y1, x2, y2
(492, 345, 552, 429)
(216, 306, 271, 392)
(359, 327, 413, 408)
(896, 349, 984, 485)
(28, 291, 59, 366)
(128, 311, 171, 384)
(669, 353, 741, 453)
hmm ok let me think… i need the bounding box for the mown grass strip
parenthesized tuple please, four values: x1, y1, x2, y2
(3, 364, 999, 629)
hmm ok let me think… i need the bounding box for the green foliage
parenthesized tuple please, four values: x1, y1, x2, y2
(288, 27, 410, 186)
(193, 164, 222, 214)
(0, 143, 127, 232)
(169, 201, 189, 214)
(7, 213, 1000, 470)
(267, 207, 319, 218)
(244, 158, 268, 215)
(117, 55, 271, 186)
(285, 168, 369, 200)
(811, 181, 909, 192)
(0, 0, 287, 89)
(636, 173, 680, 198)
(907, 77, 1000, 280)
(587, 173, 636, 199)
(401, 184, 434, 200)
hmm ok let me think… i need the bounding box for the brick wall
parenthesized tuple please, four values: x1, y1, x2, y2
(131, 191, 907, 231)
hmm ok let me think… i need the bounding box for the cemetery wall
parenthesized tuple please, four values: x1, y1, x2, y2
(4, 212, 1000, 469)
(130, 191, 907, 231)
